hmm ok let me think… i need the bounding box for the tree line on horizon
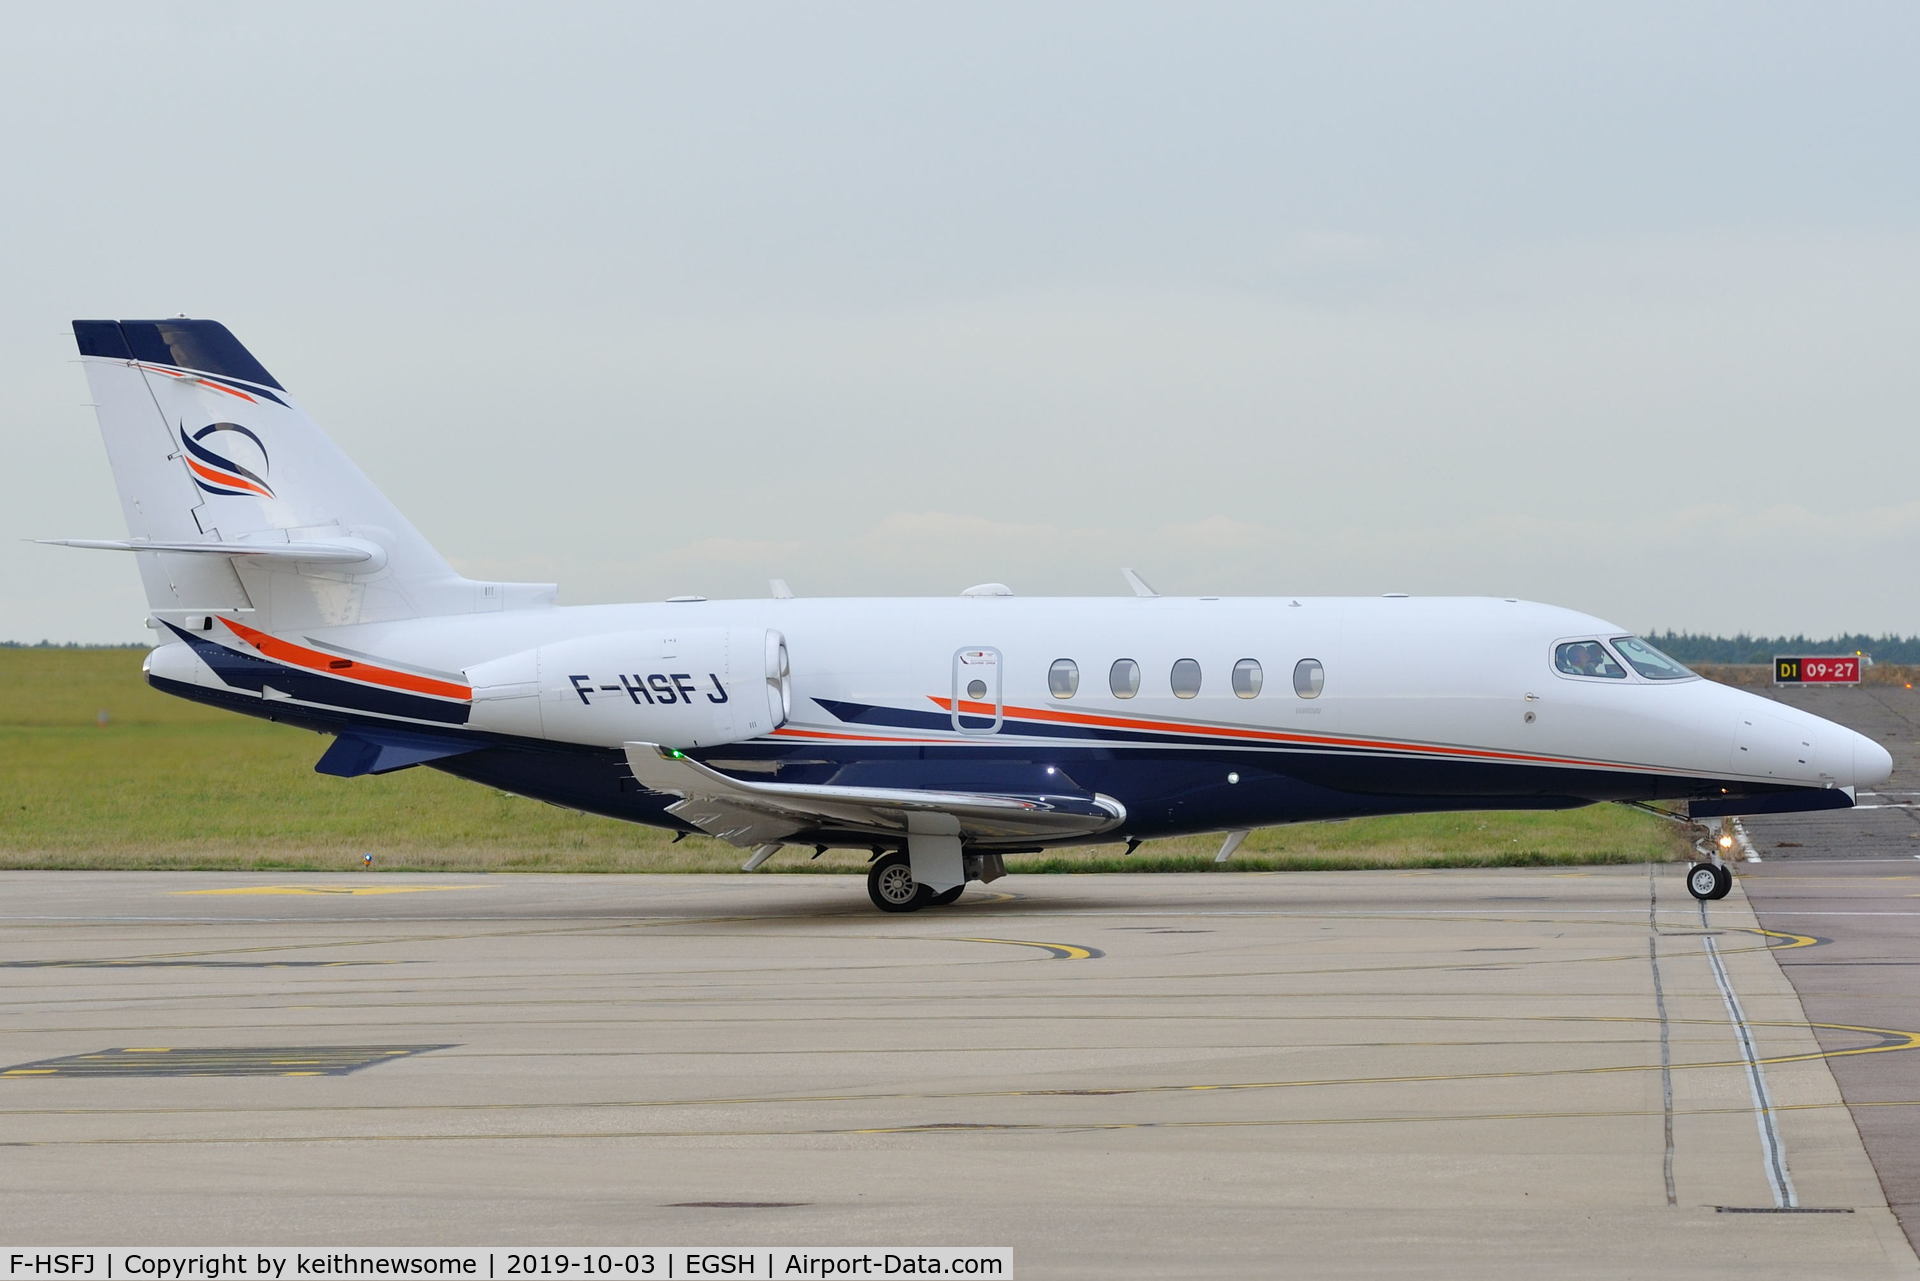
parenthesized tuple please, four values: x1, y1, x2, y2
(1646, 632, 1920, 665)
(2, 640, 151, 650)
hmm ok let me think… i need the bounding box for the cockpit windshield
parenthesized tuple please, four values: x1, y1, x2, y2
(1610, 636, 1696, 681)
(1554, 640, 1627, 678)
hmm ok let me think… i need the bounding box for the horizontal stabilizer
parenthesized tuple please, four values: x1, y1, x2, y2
(316, 729, 483, 778)
(37, 538, 376, 565)
(623, 742, 1126, 848)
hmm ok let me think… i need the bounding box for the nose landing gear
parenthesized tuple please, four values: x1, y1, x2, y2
(1686, 818, 1737, 901)
(1686, 860, 1732, 901)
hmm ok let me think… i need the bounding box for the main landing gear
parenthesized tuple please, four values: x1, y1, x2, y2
(867, 852, 958, 912)
(864, 851, 977, 912)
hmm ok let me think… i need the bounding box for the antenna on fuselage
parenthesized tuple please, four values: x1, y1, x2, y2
(1120, 568, 1158, 598)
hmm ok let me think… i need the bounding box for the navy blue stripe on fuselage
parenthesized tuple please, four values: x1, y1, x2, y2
(146, 673, 697, 831)
(812, 695, 1384, 753)
(814, 697, 952, 733)
(144, 668, 1842, 840)
(161, 622, 470, 725)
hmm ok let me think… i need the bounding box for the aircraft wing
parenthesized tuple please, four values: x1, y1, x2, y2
(622, 742, 1127, 848)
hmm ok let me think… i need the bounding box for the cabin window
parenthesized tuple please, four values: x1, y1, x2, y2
(1170, 658, 1202, 699)
(966, 679, 988, 700)
(1110, 658, 1140, 699)
(1554, 641, 1627, 679)
(1293, 658, 1324, 698)
(1048, 658, 1080, 699)
(1232, 658, 1263, 698)
(1611, 636, 1696, 681)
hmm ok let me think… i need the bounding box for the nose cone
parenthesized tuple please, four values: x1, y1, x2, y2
(1853, 732, 1895, 790)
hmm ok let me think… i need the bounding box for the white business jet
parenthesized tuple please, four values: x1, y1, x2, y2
(44, 320, 1893, 911)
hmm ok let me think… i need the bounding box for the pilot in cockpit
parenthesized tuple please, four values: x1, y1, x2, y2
(1557, 641, 1619, 678)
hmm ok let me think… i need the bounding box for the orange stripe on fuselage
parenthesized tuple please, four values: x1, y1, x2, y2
(928, 696, 1638, 772)
(219, 618, 471, 701)
(772, 726, 934, 744)
(185, 457, 273, 498)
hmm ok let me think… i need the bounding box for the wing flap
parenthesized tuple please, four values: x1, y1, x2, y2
(624, 742, 1126, 848)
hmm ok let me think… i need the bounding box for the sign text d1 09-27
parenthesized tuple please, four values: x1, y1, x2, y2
(1774, 656, 1862, 685)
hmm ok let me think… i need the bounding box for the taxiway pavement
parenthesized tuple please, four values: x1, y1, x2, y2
(1732, 679, 1920, 1258)
(2, 864, 1916, 1279)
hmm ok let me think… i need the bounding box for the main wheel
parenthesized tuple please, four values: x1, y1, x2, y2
(1686, 862, 1725, 901)
(927, 884, 965, 907)
(867, 852, 929, 913)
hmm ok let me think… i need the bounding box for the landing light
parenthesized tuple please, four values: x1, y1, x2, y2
(1718, 834, 1735, 850)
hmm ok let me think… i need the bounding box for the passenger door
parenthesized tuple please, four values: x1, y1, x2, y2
(951, 647, 1003, 733)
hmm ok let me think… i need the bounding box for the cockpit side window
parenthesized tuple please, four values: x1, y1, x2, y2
(1611, 636, 1696, 681)
(1554, 640, 1628, 679)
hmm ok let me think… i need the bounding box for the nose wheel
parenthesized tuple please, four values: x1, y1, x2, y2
(1686, 861, 1732, 901)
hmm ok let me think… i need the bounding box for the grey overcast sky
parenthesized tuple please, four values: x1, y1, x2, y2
(5, 2, 1917, 642)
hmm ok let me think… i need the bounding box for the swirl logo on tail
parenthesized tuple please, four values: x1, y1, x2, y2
(181, 422, 275, 499)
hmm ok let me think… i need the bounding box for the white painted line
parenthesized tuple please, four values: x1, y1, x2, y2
(1676, 910, 1920, 916)
(1733, 818, 1761, 863)
(1701, 916, 1797, 1208)
(1738, 856, 1920, 863)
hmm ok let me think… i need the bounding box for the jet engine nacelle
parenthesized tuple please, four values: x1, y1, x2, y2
(465, 627, 790, 748)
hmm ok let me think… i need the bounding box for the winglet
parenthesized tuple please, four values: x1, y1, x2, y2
(1121, 568, 1158, 598)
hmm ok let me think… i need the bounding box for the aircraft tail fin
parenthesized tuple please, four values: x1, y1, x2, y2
(63, 319, 555, 631)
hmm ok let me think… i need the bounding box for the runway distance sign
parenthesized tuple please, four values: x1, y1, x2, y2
(1774, 656, 1862, 685)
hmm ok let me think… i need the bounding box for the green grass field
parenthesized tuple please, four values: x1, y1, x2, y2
(0, 648, 1688, 873)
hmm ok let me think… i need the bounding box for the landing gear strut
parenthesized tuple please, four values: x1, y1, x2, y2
(1686, 817, 1737, 901)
